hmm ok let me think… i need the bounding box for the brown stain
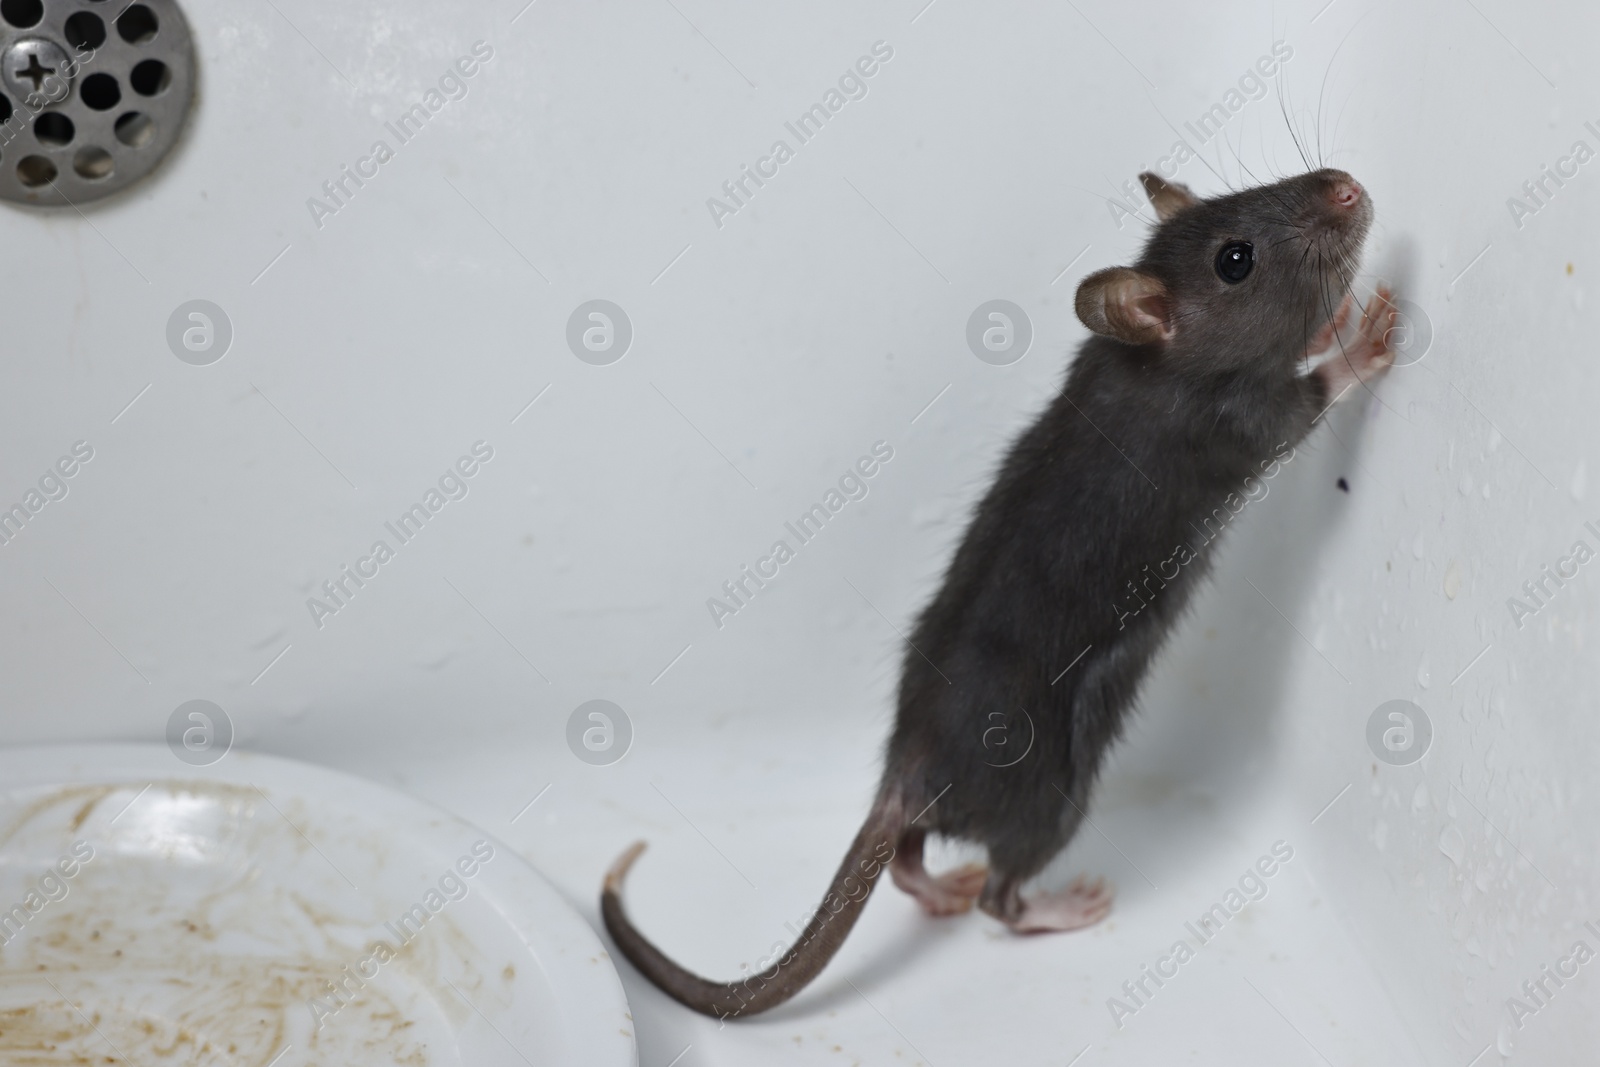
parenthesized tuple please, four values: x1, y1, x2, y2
(66, 796, 100, 833)
(0, 781, 499, 1067)
(1, 781, 266, 849)
(0, 785, 118, 848)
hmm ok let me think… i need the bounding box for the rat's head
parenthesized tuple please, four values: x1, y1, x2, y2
(1074, 168, 1372, 370)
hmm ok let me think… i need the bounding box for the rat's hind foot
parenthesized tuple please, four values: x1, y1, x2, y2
(894, 862, 987, 917)
(980, 874, 1114, 934)
(1009, 875, 1114, 934)
(889, 830, 987, 917)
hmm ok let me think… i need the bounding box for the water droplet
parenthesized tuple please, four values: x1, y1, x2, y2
(1497, 1021, 1516, 1055)
(1573, 461, 1587, 501)
(414, 641, 456, 670)
(1444, 560, 1463, 600)
(1413, 531, 1426, 559)
(1488, 428, 1503, 452)
(1440, 824, 1467, 867)
(1418, 656, 1433, 688)
(1414, 784, 1431, 811)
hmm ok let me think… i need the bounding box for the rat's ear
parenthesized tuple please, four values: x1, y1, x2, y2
(1075, 267, 1174, 345)
(1139, 172, 1197, 220)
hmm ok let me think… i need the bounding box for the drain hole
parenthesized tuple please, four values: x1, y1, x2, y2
(0, 93, 10, 124)
(130, 58, 170, 96)
(73, 145, 113, 180)
(34, 112, 73, 145)
(17, 154, 55, 186)
(116, 4, 157, 43)
(0, 0, 43, 28)
(114, 110, 154, 147)
(64, 11, 107, 49)
(80, 73, 120, 110)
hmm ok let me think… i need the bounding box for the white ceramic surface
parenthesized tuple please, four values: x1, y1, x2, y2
(1, 0, 1597, 1062)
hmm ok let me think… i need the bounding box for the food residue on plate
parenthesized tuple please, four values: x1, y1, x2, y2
(0, 782, 503, 1067)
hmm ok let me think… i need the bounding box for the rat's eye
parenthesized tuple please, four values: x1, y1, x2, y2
(1215, 241, 1254, 283)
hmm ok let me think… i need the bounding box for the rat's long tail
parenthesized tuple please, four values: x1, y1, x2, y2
(601, 795, 902, 1020)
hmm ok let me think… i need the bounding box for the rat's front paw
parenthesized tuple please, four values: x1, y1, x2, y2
(1352, 286, 1399, 380)
(1310, 286, 1400, 411)
(1305, 292, 1353, 357)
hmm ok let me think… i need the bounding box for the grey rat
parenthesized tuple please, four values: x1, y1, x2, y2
(601, 167, 1396, 1020)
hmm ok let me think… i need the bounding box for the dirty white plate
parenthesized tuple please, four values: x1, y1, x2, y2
(0, 744, 635, 1067)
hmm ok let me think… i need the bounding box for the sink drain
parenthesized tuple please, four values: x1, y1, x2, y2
(0, 0, 193, 206)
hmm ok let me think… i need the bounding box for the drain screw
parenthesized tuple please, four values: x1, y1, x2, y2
(2, 38, 73, 103)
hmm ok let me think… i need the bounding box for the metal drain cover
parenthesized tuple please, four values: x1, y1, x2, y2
(0, 0, 193, 207)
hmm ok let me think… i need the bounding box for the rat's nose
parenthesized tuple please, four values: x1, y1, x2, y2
(1328, 176, 1363, 209)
